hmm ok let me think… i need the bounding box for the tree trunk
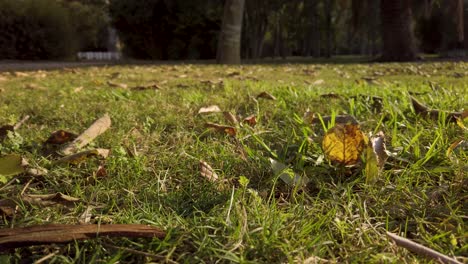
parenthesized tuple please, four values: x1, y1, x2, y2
(217, 0, 245, 64)
(380, 0, 419, 61)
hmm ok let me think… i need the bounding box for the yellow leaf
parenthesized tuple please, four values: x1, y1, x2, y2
(0, 154, 25, 183)
(322, 124, 368, 165)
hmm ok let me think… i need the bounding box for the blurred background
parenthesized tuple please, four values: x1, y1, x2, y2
(0, 0, 466, 61)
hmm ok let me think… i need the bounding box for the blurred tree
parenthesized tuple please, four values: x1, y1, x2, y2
(110, 0, 222, 59)
(217, 0, 245, 64)
(380, 0, 419, 61)
(0, 0, 75, 59)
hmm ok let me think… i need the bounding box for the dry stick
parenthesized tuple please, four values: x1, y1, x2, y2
(13, 115, 30, 130)
(386, 232, 462, 264)
(61, 114, 111, 155)
(0, 224, 165, 251)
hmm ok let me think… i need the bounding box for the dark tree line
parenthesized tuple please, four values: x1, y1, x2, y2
(0, 0, 465, 61)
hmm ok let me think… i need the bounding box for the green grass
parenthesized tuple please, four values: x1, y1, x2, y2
(0, 60, 466, 263)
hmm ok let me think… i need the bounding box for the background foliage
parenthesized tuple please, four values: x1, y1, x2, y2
(0, 0, 108, 60)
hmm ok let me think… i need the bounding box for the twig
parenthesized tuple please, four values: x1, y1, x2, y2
(13, 115, 30, 130)
(33, 251, 58, 264)
(386, 232, 462, 264)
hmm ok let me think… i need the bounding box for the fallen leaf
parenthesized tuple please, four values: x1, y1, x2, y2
(320, 93, 344, 99)
(22, 193, 80, 207)
(243, 115, 257, 127)
(0, 154, 25, 183)
(55, 149, 110, 165)
(79, 206, 94, 224)
(411, 97, 464, 123)
(24, 84, 45, 90)
(371, 131, 388, 169)
(73, 86, 84, 93)
(313, 79, 324, 85)
(270, 158, 309, 186)
(13, 72, 29, 77)
(446, 139, 467, 157)
(131, 83, 161, 90)
(256, 92, 276, 100)
(94, 165, 107, 178)
(198, 105, 222, 114)
(223, 112, 238, 125)
(61, 114, 111, 155)
(45, 130, 78, 145)
(322, 124, 368, 165)
(0, 199, 17, 218)
(199, 160, 219, 182)
(205, 123, 236, 136)
(0, 224, 165, 250)
(107, 81, 127, 89)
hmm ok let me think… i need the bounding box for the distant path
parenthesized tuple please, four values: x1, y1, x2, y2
(0, 61, 118, 72)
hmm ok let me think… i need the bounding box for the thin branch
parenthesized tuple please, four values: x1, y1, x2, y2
(386, 232, 462, 264)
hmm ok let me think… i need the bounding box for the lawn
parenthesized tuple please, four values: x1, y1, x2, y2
(0, 60, 466, 263)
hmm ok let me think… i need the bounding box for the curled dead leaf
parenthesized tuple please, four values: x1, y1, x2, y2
(243, 115, 257, 127)
(22, 193, 80, 207)
(198, 105, 222, 114)
(371, 131, 388, 169)
(411, 96, 464, 123)
(199, 160, 219, 182)
(45, 130, 78, 145)
(256, 92, 276, 100)
(131, 83, 161, 90)
(223, 111, 238, 125)
(107, 81, 127, 89)
(205, 122, 236, 136)
(55, 149, 110, 165)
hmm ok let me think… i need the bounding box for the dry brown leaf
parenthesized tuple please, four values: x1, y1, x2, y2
(411, 97, 464, 123)
(61, 114, 111, 155)
(223, 112, 238, 125)
(0, 199, 17, 218)
(24, 83, 45, 90)
(205, 123, 236, 136)
(131, 83, 161, 90)
(256, 91, 276, 100)
(199, 160, 218, 182)
(56, 149, 110, 165)
(0, 224, 166, 250)
(13, 72, 29, 77)
(22, 193, 80, 207)
(79, 206, 94, 224)
(243, 115, 257, 127)
(107, 81, 127, 89)
(45, 130, 78, 145)
(73, 86, 84, 93)
(320, 93, 344, 99)
(371, 131, 388, 169)
(198, 105, 222, 114)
